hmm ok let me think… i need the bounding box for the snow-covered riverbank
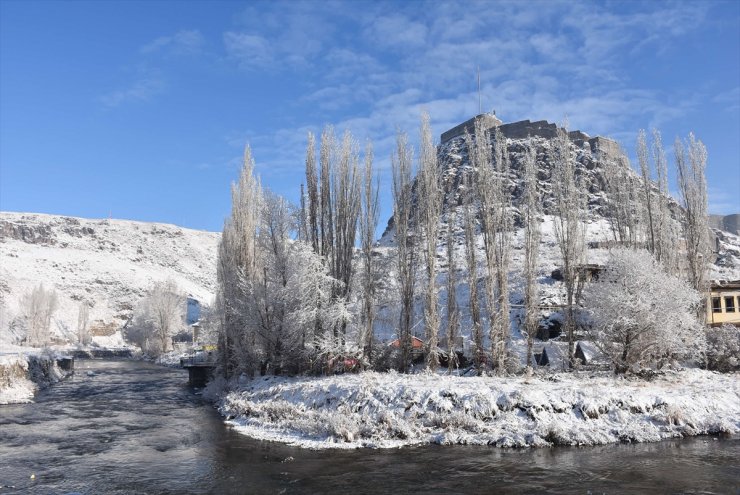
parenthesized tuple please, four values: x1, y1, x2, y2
(0, 351, 67, 404)
(217, 370, 740, 449)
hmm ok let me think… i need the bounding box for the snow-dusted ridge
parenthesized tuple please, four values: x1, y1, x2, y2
(0, 211, 219, 344)
(218, 370, 739, 449)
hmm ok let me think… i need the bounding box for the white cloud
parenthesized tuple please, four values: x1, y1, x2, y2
(223, 32, 274, 68)
(713, 87, 740, 113)
(224, 4, 335, 71)
(99, 76, 165, 108)
(141, 30, 205, 55)
(365, 13, 428, 49)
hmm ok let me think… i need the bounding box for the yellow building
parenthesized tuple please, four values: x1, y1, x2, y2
(707, 281, 740, 327)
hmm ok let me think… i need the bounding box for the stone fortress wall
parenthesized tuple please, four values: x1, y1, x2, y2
(440, 113, 621, 158)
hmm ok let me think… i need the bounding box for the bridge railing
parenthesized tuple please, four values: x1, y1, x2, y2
(180, 352, 216, 367)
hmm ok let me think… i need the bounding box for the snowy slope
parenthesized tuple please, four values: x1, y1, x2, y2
(0, 212, 219, 344)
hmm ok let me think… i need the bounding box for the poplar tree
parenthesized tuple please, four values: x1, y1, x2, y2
(490, 126, 512, 372)
(552, 124, 586, 366)
(303, 128, 362, 351)
(461, 136, 483, 373)
(651, 129, 678, 273)
(675, 133, 710, 298)
(445, 197, 461, 371)
(521, 139, 541, 367)
(637, 129, 656, 253)
(359, 141, 379, 364)
(217, 145, 262, 377)
(418, 113, 443, 369)
(391, 130, 416, 372)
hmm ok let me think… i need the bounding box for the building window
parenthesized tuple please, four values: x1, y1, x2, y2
(725, 296, 736, 313)
(712, 297, 722, 313)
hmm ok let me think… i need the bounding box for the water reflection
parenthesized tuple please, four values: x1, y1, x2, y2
(0, 360, 737, 494)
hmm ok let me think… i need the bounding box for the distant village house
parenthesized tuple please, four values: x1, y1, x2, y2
(707, 281, 740, 327)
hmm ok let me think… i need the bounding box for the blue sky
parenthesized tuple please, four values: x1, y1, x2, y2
(1, 0, 738, 232)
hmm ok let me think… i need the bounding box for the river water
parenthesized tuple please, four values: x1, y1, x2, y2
(0, 360, 737, 494)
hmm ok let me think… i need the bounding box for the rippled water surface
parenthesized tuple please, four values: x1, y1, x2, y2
(0, 360, 737, 494)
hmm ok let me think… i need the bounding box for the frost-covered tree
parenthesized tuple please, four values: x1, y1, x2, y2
(490, 126, 512, 372)
(675, 133, 710, 297)
(304, 132, 320, 254)
(704, 324, 740, 372)
(217, 145, 262, 377)
(77, 302, 91, 345)
(391, 130, 417, 372)
(21, 284, 58, 347)
(445, 196, 461, 372)
(637, 129, 656, 252)
(418, 113, 443, 369)
(359, 141, 379, 364)
(330, 131, 362, 345)
(651, 129, 678, 274)
(471, 122, 511, 372)
(149, 280, 186, 352)
(303, 128, 361, 348)
(127, 279, 185, 355)
(251, 190, 294, 374)
(552, 123, 586, 366)
(583, 248, 704, 373)
(602, 148, 638, 246)
(194, 304, 220, 346)
(461, 147, 483, 373)
(520, 140, 541, 367)
(286, 242, 352, 373)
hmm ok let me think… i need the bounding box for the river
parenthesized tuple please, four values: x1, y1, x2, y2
(0, 360, 737, 494)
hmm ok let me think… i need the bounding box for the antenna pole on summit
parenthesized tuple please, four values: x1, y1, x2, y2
(477, 66, 481, 114)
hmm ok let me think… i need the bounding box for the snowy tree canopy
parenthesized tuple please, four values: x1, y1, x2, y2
(583, 248, 704, 373)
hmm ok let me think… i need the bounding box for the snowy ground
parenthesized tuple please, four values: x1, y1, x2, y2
(0, 346, 69, 404)
(0, 354, 37, 404)
(217, 369, 739, 449)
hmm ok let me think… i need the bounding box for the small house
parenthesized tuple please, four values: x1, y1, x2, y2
(388, 335, 425, 351)
(707, 281, 740, 327)
(388, 336, 426, 362)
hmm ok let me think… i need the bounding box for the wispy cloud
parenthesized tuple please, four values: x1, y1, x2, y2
(713, 86, 740, 113)
(364, 13, 428, 49)
(140, 29, 205, 55)
(224, 4, 333, 70)
(99, 75, 165, 108)
(100, 30, 207, 109)
(222, 32, 274, 69)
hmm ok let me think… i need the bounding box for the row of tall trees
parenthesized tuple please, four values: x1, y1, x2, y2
(601, 128, 710, 293)
(216, 131, 379, 377)
(215, 111, 712, 377)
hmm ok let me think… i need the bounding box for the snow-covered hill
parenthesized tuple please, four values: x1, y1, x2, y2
(0, 212, 219, 344)
(380, 118, 740, 282)
(373, 117, 740, 347)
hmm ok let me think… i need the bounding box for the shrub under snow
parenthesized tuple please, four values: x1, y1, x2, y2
(705, 324, 740, 372)
(218, 370, 739, 449)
